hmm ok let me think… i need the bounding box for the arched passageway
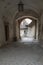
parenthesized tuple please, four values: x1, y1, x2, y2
(20, 18, 36, 41)
(16, 16, 38, 42)
(13, 9, 39, 42)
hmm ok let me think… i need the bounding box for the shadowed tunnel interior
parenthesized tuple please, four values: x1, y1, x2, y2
(0, 0, 43, 65)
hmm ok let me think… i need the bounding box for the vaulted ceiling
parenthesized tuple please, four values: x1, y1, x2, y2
(0, 0, 43, 17)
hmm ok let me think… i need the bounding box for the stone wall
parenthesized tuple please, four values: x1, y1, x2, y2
(40, 13, 43, 40)
(0, 18, 5, 46)
(0, 0, 43, 46)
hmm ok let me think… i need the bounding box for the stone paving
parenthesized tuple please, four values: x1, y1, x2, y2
(0, 42, 43, 65)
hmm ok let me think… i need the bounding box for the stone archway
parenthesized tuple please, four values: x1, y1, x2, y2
(16, 16, 38, 41)
(13, 9, 39, 41)
(20, 18, 36, 40)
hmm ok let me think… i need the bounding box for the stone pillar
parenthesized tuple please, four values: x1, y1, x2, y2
(35, 20, 37, 39)
(39, 11, 43, 40)
(16, 20, 20, 40)
(40, 13, 43, 40)
(34, 19, 38, 40)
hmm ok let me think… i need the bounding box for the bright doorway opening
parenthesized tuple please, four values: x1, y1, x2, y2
(20, 18, 36, 41)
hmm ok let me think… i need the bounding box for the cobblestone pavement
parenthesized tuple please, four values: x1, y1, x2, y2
(0, 42, 43, 65)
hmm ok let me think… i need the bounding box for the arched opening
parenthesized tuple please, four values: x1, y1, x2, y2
(20, 18, 34, 41)
(13, 9, 39, 42)
(16, 16, 38, 42)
